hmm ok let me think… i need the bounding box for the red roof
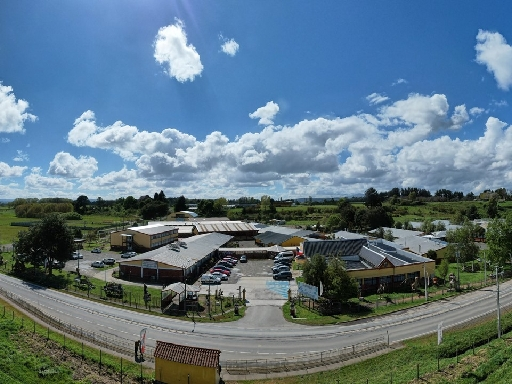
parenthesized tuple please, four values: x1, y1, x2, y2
(154, 341, 221, 368)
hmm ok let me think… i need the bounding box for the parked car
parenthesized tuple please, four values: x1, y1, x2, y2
(102, 258, 116, 265)
(186, 291, 198, 301)
(216, 262, 233, 269)
(274, 258, 292, 266)
(70, 251, 83, 260)
(239, 255, 247, 263)
(210, 267, 231, 276)
(52, 260, 65, 269)
(273, 270, 293, 281)
(210, 271, 228, 281)
(91, 248, 102, 253)
(272, 264, 290, 273)
(121, 251, 137, 259)
(91, 260, 105, 268)
(222, 257, 237, 265)
(201, 274, 221, 285)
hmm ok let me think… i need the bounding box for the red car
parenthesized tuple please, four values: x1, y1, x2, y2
(210, 267, 231, 276)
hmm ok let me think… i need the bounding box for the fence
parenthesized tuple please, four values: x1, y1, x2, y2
(224, 336, 387, 375)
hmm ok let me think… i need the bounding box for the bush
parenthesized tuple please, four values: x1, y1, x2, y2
(60, 212, 82, 220)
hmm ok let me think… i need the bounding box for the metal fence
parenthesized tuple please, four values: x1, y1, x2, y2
(223, 336, 388, 375)
(0, 285, 155, 363)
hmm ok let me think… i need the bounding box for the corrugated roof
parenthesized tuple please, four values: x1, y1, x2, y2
(121, 233, 232, 268)
(154, 341, 220, 368)
(127, 224, 177, 236)
(303, 238, 367, 258)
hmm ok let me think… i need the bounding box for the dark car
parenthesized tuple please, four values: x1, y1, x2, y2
(273, 270, 293, 281)
(272, 264, 290, 273)
(239, 255, 247, 263)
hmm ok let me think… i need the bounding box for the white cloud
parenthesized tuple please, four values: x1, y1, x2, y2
(475, 30, 512, 91)
(0, 82, 37, 133)
(48, 152, 98, 178)
(0, 162, 27, 178)
(60, 93, 512, 199)
(154, 19, 203, 83)
(249, 101, 280, 125)
(68, 110, 197, 161)
(366, 93, 389, 105)
(392, 78, 407, 86)
(1, 138, 10, 143)
(13, 150, 29, 162)
(24, 168, 74, 191)
(220, 37, 239, 57)
(470, 107, 486, 116)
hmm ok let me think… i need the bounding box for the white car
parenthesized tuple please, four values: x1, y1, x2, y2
(210, 271, 228, 281)
(91, 260, 105, 268)
(200, 274, 221, 285)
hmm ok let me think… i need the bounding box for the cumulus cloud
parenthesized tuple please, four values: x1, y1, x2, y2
(249, 101, 280, 125)
(48, 152, 98, 178)
(0, 82, 37, 133)
(0, 162, 27, 178)
(68, 110, 197, 161)
(154, 19, 203, 82)
(475, 30, 512, 91)
(24, 168, 74, 191)
(220, 36, 239, 56)
(366, 93, 389, 105)
(63, 93, 512, 198)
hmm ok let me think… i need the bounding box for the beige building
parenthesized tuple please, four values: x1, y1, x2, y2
(110, 224, 179, 252)
(303, 238, 436, 296)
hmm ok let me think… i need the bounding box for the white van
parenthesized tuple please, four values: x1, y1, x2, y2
(201, 274, 221, 285)
(276, 251, 294, 258)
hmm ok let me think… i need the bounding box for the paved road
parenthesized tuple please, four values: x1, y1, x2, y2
(1, 270, 511, 364)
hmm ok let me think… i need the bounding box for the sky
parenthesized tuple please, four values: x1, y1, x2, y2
(2, 1, 512, 201)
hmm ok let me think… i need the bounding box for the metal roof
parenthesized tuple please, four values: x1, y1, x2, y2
(122, 233, 233, 268)
(126, 224, 177, 235)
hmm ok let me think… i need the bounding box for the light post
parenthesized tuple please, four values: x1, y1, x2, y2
(496, 265, 501, 338)
(456, 250, 461, 291)
(423, 262, 428, 302)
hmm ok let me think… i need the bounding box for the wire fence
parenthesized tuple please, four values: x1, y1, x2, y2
(223, 336, 388, 375)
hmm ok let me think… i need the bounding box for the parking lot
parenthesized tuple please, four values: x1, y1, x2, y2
(196, 257, 301, 304)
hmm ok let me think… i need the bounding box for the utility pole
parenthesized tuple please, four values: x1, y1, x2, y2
(496, 266, 501, 338)
(424, 262, 428, 302)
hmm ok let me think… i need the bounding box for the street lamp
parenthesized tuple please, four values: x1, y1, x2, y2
(456, 250, 461, 291)
(496, 265, 501, 338)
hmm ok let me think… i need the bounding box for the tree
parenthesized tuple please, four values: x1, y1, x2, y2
(364, 187, 382, 208)
(14, 213, 74, 275)
(438, 258, 450, 283)
(446, 220, 480, 267)
(384, 229, 394, 241)
(123, 196, 138, 211)
(74, 195, 90, 215)
(323, 257, 359, 302)
(486, 215, 512, 267)
(173, 195, 188, 213)
(302, 254, 327, 287)
(140, 201, 169, 220)
(487, 195, 499, 219)
(420, 219, 435, 234)
(325, 214, 342, 232)
(365, 206, 393, 230)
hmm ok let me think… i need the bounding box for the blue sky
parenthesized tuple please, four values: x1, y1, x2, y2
(2, 1, 512, 201)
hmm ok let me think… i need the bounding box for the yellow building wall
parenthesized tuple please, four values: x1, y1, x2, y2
(281, 237, 305, 247)
(347, 261, 436, 280)
(155, 358, 219, 384)
(110, 229, 179, 250)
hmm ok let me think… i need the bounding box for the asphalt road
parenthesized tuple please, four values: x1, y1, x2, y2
(1, 266, 512, 364)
